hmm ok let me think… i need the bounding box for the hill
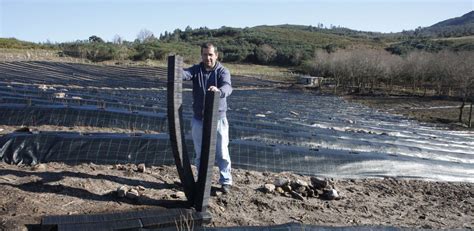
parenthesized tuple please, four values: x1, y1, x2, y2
(384, 11, 474, 54)
(1, 11, 473, 66)
(431, 11, 474, 28)
(420, 11, 474, 37)
(0, 38, 55, 50)
(158, 25, 389, 65)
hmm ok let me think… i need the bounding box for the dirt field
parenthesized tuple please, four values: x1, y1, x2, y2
(0, 162, 472, 230)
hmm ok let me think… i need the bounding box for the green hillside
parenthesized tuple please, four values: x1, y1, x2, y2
(1, 11, 473, 66)
(0, 38, 53, 49)
(159, 25, 387, 65)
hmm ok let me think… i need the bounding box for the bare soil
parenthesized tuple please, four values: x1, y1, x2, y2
(0, 161, 472, 230)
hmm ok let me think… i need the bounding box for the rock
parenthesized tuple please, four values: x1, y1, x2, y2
(255, 114, 266, 118)
(282, 185, 292, 192)
(31, 163, 46, 171)
(54, 92, 66, 98)
(137, 185, 146, 191)
(126, 188, 140, 199)
(294, 179, 309, 188)
(38, 84, 48, 91)
(290, 190, 305, 201)
(263, 184, 276, 193)
(116, 186, 129, 198)
(114, 164, 126, 170)
(310, 177, 328, 189)
(274, 177, 289, 187)
(137, 163, 146, 173)
(275, 187, 285, 194)
(171, 191, 186, 199)
(307, 189, 316, 197)
(321, 188, 340, 200)
(295, 186, 306, 194)
(175, 191, 186, 199)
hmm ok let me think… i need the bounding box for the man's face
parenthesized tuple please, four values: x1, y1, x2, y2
(201, 46, 218, 69)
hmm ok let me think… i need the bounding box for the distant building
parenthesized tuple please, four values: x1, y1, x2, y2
(298, 76, 324, 87)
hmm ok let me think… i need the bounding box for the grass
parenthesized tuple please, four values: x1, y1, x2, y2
(0, 48, 296, 81)
(432, 35, 474, 41)
(225, 63, 298, 81)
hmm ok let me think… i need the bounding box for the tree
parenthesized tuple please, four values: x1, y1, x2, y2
(113, 34, 123, 45)
(449, 51, 474, 125)
(254, 44, 276, 64)
(137, 29, 156, 43)
(89, 35, 104, 43)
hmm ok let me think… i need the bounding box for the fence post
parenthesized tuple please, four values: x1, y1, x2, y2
(194, 91, 220, 212)
(167, 55, 195, 204)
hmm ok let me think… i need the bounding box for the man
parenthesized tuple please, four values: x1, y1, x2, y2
(182, 42, 233, 194)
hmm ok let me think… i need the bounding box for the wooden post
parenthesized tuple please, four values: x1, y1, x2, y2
(194, 91, 220, 212)
(167, 55, 195, 204)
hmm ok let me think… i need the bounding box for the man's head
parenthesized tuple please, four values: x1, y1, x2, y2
(201, 42, 218, 70)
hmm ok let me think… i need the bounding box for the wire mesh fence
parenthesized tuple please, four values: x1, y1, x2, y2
(1, 61, 473, 181)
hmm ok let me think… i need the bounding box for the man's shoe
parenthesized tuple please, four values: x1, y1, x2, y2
(221, 185, 231, 194)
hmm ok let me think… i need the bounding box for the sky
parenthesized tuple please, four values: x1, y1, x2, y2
(0, 0, 472, 43)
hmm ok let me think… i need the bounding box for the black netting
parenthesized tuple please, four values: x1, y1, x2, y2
(1, 61, 473, 181)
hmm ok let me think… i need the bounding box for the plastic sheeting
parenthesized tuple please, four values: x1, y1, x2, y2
(0, 131, 174, 166)
(2, 130, 472, 182)
(0, 104, 168, 132)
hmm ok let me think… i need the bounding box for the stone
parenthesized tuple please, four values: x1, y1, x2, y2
(321, 188, 340, 200)
(263, 184, 276, 193)
(114, 164, 126, 170)
(54, 92, 66, 98)
(126, 188, 140, 199)
(274, 177, 289, 187)
(137, 163, 146, 173)
(38, 84, 48, 91)
(116, 186, 129, 198)
(171, 191, 186, 199)
(275, 187, 285, 194)
(175, 191, 186, 198)
(290, 190, 305, 201)
(31, 164, 46, 171)
(282, 185, 292, 192)
(295, 186, 307, 194)
(294, 179, 309, 187)
(137, 185, 146, 191)
(310, 177, 328, 189)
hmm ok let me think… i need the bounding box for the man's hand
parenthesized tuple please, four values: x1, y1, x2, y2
(208, 86, 220, 92)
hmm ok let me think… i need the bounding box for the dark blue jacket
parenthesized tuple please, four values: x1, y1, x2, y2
(182, 62, 232, 119)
